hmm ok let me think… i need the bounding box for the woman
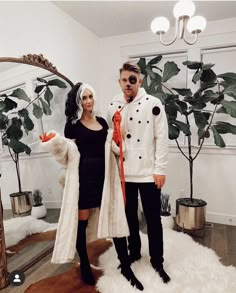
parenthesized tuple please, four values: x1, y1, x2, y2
(40, 82, 143, 290)
(64, 82, 108, 285)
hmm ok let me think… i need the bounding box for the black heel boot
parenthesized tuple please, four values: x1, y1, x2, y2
(155, 266, 171, 284)
(113, 237, 144, 291)
(76, 220, 95, 286)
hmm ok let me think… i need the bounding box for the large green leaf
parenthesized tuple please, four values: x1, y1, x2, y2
(39, 98, 52, 115)
(211, 126, 226, 147)
(183, 61, 202, 70)
(18, 109, 34, 133)
(202, 112, 211, 121)
(10, 88, 31, 102)
(33, 103, 43, 119)
(220, 100, 236, 118)
(193, 111, 209, 129)
(189, 101, 206, 110)
(223, 84, 236, 99)
(35, 85, 45, 94)
(44, 87, 53, 105)
(22, 116, 34, 134)
(216, 106, 227, 114)
(9, 138, 31, 155)
(0, 113, 8, 129)
(137, 58, 146, 75)
(172, 88, 192, 96)
(168, 123, 180, 140)
(214, 121, 236, 134)
(200, 69, 217, 83)
(48, 79, 67, 88)
(2, 97, 17, 112)
(141, 75, 148, 90)
(192, 69, 203, 84)
(201, 90, 218, 103)
(165, 103, 178, 119)
(37, 77, 47, 83)
(173, 120, 191, 136)
(6, 118, 23, 140)
(145, 65, 156, 79)
(147, 79, 156, 95)
(147, 55, 162, 65)
(0, 101, 5, 112)
(218, 72, 236, 82)
(18, 108, 29, 117)
(202, 63, 215, 70)
(194, 82, 216, 98)
(175, 100, 188, 114)
(164, 94, 179, 103)
(151, 65, 162, 73)
(153, 93, 167, 104)
(162, 61, 180, 82)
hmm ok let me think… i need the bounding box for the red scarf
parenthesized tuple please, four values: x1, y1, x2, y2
(112, 108, 126, 206)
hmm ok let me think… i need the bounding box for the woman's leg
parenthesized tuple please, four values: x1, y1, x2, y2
(76, 209, 95, 285)
(113, 237, 144, 291)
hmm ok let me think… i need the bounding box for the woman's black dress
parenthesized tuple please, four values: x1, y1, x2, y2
(64, 117, 108, 209)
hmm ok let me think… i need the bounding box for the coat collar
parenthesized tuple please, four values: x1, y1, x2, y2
(113, 88, 147, 105)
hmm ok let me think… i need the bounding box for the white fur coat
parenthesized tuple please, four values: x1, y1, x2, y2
(41, 129, 129, 264)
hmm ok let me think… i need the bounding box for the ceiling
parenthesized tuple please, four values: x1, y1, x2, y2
(53, 1, 236, 37)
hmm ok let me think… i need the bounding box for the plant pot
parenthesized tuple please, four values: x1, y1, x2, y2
(31, 204, 47, 219)
(176, 198, 207, 230)
(161, 214, 174, 229)
(9, 191, 32, 217)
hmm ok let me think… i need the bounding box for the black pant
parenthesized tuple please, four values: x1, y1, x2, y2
(125, 182, 164, 269)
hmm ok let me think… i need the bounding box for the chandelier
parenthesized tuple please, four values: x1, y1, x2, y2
(151, 0, 206, 46)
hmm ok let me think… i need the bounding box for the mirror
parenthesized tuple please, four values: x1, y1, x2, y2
(0, 54, 74, 288)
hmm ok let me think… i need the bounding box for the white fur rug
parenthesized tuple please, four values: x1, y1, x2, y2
(3, 215, 57, 248)
(97, 229, 236, 293)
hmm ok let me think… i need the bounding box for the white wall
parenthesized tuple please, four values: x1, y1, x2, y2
(0, 1, 99, 208)
(97, 17, 236, 226)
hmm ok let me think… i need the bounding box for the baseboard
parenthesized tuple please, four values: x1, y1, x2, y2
(44, 201, 62, 209)
(206, 212, 236, 226)
(171, 208, 236, 226)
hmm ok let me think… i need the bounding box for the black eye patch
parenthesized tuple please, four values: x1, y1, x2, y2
(129, 75, 137, 84)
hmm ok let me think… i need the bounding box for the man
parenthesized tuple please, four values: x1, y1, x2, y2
(107, 62, 171, 287)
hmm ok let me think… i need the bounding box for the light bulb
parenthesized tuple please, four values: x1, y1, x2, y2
(173, 0, 195, 19)
(151, 17, 170, 34)
(187, 16, 207, 33)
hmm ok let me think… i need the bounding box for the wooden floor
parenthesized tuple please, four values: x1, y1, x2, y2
(1, 209, 236, 292)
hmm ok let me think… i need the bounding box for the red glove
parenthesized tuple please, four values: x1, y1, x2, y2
(39, 132, 56, 142)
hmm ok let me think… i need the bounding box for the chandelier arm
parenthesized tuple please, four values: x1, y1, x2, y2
(159, 19, 179, 46)
(180, 16, 189, 39)
(183, 31, 198, 45)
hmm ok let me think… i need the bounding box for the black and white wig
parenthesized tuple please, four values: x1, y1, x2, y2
(65, 82, 96, 124)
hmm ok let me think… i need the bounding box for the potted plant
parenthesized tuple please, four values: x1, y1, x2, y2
(137, 56, 236, 231)
(31, 189, 47, 219)
(160, 193, 174, 229)
(0, 78, 66, 216)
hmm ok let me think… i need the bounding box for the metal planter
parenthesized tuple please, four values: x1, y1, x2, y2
(176, 198, 207, 230)
(9, 191, 32, 217)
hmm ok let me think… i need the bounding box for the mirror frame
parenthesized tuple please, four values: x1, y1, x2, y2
(0, 53, 74, 288)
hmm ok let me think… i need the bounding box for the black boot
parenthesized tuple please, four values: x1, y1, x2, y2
(76, 220, 95, 286)
(113, 237, 144, 291)
(154, 266, 171, 284)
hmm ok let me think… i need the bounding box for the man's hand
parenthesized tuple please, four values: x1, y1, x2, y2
(153, 174, 166, 189)
(39, 132, 56, 142)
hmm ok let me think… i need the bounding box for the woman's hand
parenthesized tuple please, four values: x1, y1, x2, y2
(39, 132, 56, 142)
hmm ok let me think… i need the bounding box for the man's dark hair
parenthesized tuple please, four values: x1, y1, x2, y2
(120, 62, 141, 75)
